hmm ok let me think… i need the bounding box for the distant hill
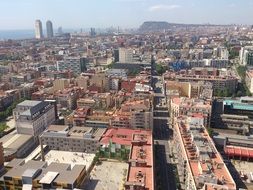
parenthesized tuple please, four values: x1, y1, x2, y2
(139, 21, 170, 32)
(139, 21, 232, 32)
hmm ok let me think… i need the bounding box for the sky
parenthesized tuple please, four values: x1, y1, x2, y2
(0, 0, 253, 30)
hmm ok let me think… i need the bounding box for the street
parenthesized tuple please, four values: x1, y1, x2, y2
(153, 76, 177, 190)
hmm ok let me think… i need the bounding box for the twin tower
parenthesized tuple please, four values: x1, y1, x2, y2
(35, 20, 53, 39)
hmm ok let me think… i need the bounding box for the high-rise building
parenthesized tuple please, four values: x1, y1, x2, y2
(90, 28, 96, 37)
(58, 26, 63, 35)
(46, 20, 54, 38)
(119, 48, 133, 63)
(35, 20, 43, 39)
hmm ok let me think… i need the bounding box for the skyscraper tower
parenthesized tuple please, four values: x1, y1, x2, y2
(90, 28, 96, 37)
(35, 20, 43, 39)
(46, 20, 54, 38)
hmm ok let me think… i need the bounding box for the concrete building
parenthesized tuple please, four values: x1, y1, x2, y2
(0, 159, 86, 189)
(85, 112, 110, 128)
(245, 70, 253, 93)
(13, 100, 56, 136)
(106, 69, 127, 91)
(125, 131, 154, 190)
(40, 125, 106, 156)
(0, 143, 3, 168)
(76, 93, 112, 110)
(173, 115, 236, 190)
(119, 48, 133, 63)
(240, 46, 253, 65)
(76, 76, 88, 90)
(56, 57, 84, 74)
(53, 78, 69, 92)
(55, 89, 78, 110)
(77, 98, 95, 109)
(106, 69, 127, 79)
(99, 127, 154, 190)
(19, 83, 39, 100)
(35, 20, 43, 39)
(164, 68, 238, 94)
(111, 99, 153, 129)
(46, 20, 54, 38)
(165, 81, 213, 99)
(1, 134, 35, 161)
(90, 73, 109, 92)
(220, 114, 253, 135)
(170, 97, 212, 127)
(213, 133, 253, 161)
(72, 107, 92, 126)
(216, 47, 229, 59)
(212, 97, 253, 130)
(223, 97, 253, 119)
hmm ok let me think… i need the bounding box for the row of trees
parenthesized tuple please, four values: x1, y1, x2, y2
(0, 98, 25, 122)
(214, 88, 232, 97)
(236, 66, 252, 96)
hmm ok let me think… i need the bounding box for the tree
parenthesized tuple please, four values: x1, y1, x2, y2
(156, 64, 167, 75)
(236, 90, 243, 97)
(207, 128, 214, 137)
(237, 66, 246, 80)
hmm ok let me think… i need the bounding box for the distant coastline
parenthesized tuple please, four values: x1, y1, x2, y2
(0, 30, 35, 40)
(0, 29, 89, 40)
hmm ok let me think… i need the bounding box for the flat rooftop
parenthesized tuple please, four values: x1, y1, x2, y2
(100, 128, 152, 146)
(2, 159, 85, 186)
(17, 100, 41, 107)
(43, 150, 95, 169)
(224, 98, 253, 111)
(84, 161, 128, 190)
(176, 116, 236, 189)
(126, 166, 153, 190)
(43, 125, 106, 140)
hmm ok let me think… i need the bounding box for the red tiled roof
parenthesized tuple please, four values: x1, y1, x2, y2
(100, 128, 152, 146)
(225, 145, 253, 159)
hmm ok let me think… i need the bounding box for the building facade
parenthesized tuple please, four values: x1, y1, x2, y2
(46, 20, 54, 38)
(35, 20, 43, 39)
(173, 115, 236, 190)
(40, 125, 106, 157)
(14, 100, 56, 136)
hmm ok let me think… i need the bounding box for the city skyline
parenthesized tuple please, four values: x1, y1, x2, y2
(0, 0, 253, 30)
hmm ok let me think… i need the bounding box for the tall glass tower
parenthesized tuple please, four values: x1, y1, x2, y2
(46, 20, 54, 38)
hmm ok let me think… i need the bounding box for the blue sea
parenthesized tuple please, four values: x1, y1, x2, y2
(0, 30, 35, 40)
(0, 29, 78, 40)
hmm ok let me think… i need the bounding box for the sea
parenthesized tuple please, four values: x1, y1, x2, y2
(0, 30, 35, 40)
(0, 29, 79, 40)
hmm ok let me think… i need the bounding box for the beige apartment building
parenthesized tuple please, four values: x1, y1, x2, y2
(40, 125, 106, 157)
(53, 78, 69, 91)
(170, 97, 212, 127)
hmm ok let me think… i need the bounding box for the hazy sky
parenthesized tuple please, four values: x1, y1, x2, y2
(0, 0, 253, 30)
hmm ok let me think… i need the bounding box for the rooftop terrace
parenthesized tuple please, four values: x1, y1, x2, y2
(176, 116, 236, 189)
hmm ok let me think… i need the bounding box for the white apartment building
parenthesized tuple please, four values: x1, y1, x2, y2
(35, 20, 43, 39)
(240, 46, 253, 65)
(14, 100, 56, 136)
